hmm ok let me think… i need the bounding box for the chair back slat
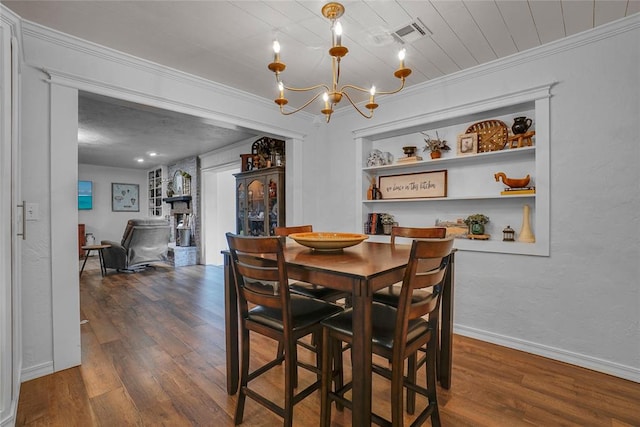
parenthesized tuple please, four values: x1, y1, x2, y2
(390, 226, 446, 244)
(274, 225, 313, 236)
(226, 233, 291, 312)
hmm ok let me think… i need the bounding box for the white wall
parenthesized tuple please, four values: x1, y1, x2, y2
(17, 19, 310, 379)
(78, 164, 149, 243)
(12, 11, 640, 386)
(317, 17, 640, 380)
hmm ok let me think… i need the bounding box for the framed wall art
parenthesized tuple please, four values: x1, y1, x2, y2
(112, 183, 139, 212)
(378, 170, 447, 199)
(457, 132, 478, 156)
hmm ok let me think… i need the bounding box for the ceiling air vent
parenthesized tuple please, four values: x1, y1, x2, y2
(392, 18, 431, 44)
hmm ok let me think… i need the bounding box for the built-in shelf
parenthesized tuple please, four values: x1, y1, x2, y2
(355, 84, 551, 256)
(363, 194, 535, 203)
(363, 146, 535, 173)
(365, 234, 544, 256)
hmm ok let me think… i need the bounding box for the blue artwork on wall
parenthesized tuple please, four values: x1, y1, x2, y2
(78, 180, 93, 210)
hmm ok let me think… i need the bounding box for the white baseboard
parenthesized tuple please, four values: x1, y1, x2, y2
(455, 324, 640, 384)
(21, 361, 54, 382)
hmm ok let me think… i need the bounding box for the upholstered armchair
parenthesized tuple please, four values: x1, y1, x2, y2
(101, 218, 170, 272)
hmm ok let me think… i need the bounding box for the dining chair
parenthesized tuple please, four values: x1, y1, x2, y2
(372, 226, 447, 306)
(226, 233, 343, 427)
(274, 225, 350, 304)
(320, 237, 454, 427)
(274, 225, 351, 361)
(373, 226, 449, 413)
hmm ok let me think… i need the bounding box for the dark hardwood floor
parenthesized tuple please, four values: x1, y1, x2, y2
(16, 257, 640, 426)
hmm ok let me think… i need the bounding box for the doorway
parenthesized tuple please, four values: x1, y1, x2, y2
(201, 165, 239, 265)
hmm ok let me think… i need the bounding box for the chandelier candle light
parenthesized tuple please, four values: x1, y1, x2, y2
(268, 2, 412, 123)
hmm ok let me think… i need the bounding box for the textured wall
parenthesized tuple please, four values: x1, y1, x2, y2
(314, 19, 640, 379)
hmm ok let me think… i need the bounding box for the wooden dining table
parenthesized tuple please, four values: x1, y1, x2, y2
(222, 240, 456, 427)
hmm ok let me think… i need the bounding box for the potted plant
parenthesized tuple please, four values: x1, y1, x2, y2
(421, 131, 451, 159)
(380, 213, 396, 235)
(464, 213, 490, 235)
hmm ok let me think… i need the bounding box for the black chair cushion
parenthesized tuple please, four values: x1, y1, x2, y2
(322, 302, 429, 350)
(248, 295, 343, 332)
(289, 281, 346, 300)
(372, 285, 433, 308)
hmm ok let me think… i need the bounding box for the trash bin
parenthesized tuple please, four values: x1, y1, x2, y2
(177, 228, 191, 247)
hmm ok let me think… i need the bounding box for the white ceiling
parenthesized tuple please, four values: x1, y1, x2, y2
(77, 92, 258, 169)
(4, 1, 639, 169)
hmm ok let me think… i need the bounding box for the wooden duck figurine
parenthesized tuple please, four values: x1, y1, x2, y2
(494, 172, 530, 188)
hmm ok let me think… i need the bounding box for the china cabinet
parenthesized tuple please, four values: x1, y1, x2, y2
(355, 84, 551, 256)
(234, 166, 285, 236)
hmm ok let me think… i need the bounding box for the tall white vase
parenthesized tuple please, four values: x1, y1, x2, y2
(518, 204, 536, 243)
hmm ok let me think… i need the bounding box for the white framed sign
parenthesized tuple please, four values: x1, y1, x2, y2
(378, 170, 447, 199)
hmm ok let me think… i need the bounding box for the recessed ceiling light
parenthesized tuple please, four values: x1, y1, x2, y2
(137, 158, 144, 163)
(149, 152, 157, 157)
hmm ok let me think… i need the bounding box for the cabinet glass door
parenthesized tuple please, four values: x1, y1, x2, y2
(237, 182, 246, 235)
(248, 179, 265, 236)
(268, 177, 278, 235)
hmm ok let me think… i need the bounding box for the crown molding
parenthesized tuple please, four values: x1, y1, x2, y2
(1, 4, 24, 62)
(19, 18, 316, 126)
(0, 4, 20, 27)
(19, 19, 315, 125)
(42, 66, 306, 141)
(403, 12, 640, 98)
(19, 20, 276, 108)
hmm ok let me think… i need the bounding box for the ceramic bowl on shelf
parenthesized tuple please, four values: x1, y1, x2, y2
(288, 232, 369, 252)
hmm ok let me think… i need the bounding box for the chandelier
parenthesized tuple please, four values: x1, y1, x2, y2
(268, 2, 412, 123)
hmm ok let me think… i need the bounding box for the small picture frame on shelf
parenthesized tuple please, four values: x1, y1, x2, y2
(457, 132, 478, 156)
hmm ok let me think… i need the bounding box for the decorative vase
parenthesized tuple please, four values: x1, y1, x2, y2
(430, 151, 441, 159)
(518, 204, 535, 243)
(402, 146, 417, 157)
(512, 116, 533, 134)
(470, 222, 484, 235)
(383, 224, 393, 235)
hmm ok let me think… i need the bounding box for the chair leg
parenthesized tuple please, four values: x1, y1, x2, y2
(426, 341, 441, 427)
(320, 327, 333, 427)
(407, 353, 417, 414)
(234, 327, 250, 425)
(284, 337, 297, 427)
(391, 354, 405, 426)
(277, 340, 284, 360)
(332, 338, 344, 412)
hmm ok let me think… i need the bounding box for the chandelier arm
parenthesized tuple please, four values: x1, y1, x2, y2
(370, 78, 407, 96)
(342, 91, 374, 119)
(279, 92, 325, 115)
(284, 83, 331, 93)
(340, 84, 373, 93)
